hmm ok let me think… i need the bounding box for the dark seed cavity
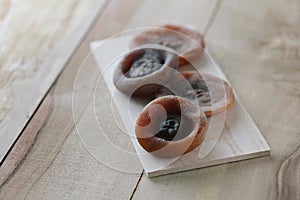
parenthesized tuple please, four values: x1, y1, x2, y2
(155, 75, 212, 106)
(186, 79, 211, 104)
(127, 49, 163, 78)
(155, 114, 181, 141)
(195, 89, 204, 97)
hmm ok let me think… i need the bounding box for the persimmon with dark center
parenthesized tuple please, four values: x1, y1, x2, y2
(113, 46, 178, 96)
(135, 96, 208, 158)
(130, 24, 205, 66)
(155, 71, 235, 117)
(127, 49, 163, 78)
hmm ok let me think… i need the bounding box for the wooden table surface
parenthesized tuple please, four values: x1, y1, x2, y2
(0, 0, 299, 199)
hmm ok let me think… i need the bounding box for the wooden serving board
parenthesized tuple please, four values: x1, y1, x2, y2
(90, 35, 270, 177)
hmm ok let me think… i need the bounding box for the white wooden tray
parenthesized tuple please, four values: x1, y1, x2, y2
(90, 35, 270, 177)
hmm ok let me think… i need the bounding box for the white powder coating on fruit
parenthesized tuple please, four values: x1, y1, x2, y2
(177, 96, 202, 120)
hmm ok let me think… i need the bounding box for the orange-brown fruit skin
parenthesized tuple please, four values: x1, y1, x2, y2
(155, 71, 235, 117)
(135, 96, 208, 158)
(182, 71, 235, 117)
(113, 46, 179, 96)
(130, 24, 205, 67)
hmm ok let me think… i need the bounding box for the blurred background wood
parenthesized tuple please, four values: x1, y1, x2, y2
(0, 0, 107, 162)
(0, 0, 299, 199)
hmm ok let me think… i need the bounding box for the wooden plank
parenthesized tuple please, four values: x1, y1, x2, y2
(0, 0, 220, 198)
(278, 146, 300, 200)
(1, 0, 299, 199)
(0, 0, 107, 162)
(91, 36, 270, 177)
(0, 89, 53, 187)
(0, 1, 144, 199)
(132, 0, 300, 199)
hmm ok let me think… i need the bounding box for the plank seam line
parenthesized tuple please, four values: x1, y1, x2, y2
(129, 170, 144, 200)
(0, 0, 111, 167)
(22, 124, 76, 199)
(12, 0, 114, 196)
(0, 91, 53, 189)
(203, 0, 225, 37)
(18, 90, 94, 198)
